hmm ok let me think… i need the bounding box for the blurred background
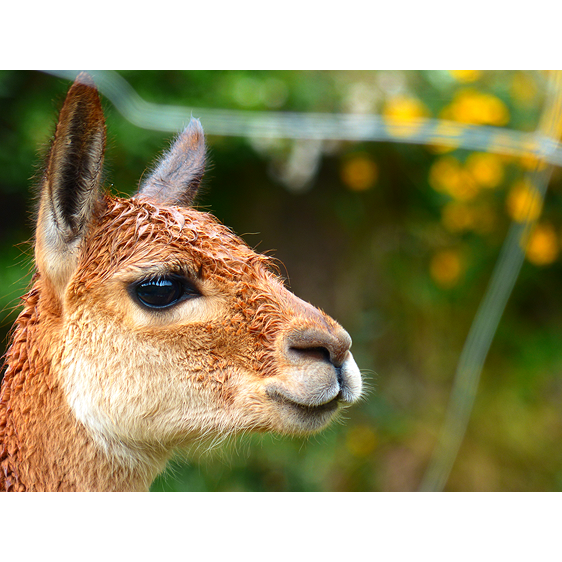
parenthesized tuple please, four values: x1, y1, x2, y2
(1, 70, 561, 492)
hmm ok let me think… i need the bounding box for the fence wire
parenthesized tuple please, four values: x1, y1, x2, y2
(46, 70, 562, 165)
(43, 70, 562, 491)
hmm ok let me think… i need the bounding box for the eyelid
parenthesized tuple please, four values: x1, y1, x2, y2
(127, 273, 202, 311)
(133, 269, 200, 290)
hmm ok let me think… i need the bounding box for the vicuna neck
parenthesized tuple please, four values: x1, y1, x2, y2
(0, 277, 155, 492)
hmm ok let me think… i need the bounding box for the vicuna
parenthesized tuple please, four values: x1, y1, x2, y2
(0, 74, 362, 492)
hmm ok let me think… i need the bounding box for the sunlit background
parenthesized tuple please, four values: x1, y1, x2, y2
(1, 70, 561, 491)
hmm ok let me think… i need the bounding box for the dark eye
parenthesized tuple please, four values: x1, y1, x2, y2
(133, 276, 199, 309)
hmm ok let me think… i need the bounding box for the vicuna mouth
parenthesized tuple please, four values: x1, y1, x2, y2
(266, 389, 341, 416)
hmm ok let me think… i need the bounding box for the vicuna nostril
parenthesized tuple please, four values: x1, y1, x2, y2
(289, 345, 331, 364)
(285, 327, 351, 368)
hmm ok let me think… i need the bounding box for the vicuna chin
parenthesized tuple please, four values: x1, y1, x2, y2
(0, 74, 362, 492)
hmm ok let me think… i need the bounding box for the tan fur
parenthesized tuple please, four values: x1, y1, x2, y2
(0, 76, 362, 492)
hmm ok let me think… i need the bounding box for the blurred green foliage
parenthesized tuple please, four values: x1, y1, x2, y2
(1, 70, 561, 491)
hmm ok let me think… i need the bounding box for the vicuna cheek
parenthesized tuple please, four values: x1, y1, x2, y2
(60, 324, 194, 440)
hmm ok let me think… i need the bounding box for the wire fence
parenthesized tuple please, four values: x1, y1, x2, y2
(43, 70, 562, 491)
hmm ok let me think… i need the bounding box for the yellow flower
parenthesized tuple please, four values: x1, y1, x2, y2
(383, 95, 428, 121)
(465, 152, 504, 188)
(346, 425, 378, 457)
(429, 156, 460, 191)
(430, 249, 464, 288)
(449, 70, 482, 82)
(340, 154, 378, 191)
(441, 89, 510, 126)
(382, 95, 429, 137)
(506, 180, 543, 222)
(525, 223, 558, 265)
(429, 156, 479, 200)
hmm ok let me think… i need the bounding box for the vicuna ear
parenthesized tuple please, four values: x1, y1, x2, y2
(35, 73, 105, 299)
(136, 118, 206, 206)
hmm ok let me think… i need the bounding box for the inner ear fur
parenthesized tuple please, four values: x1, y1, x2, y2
(35, 73, 106, 300)
(136, 118, 206, 207)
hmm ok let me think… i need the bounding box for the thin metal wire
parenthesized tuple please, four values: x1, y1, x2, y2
(44, 70, 562, 166)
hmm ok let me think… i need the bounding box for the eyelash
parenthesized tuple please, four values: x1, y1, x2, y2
(129, 274, 201, 310)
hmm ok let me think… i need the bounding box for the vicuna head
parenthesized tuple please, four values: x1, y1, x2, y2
(0, 74, 362, 491)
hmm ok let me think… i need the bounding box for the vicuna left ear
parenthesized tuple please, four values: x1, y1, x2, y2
(136, 118, 206, 207)
(35, 73, 106, 300)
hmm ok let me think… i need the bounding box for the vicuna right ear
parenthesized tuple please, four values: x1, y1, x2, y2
(136, 118, 206, 207)
(35, 74, 106, 301)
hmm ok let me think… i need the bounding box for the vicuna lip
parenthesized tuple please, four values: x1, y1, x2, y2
(267, 389, 341, 415)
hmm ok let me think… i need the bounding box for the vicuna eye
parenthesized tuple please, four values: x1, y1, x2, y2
(133, 276, 199, 309)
